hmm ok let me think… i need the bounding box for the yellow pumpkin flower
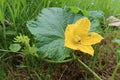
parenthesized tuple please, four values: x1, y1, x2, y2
(64, 18, 104, 56)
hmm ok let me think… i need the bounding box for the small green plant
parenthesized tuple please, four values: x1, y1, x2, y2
(110, 39, 120, 80)
(27, 7, 104, 80)
(9, 43, 21, 52)
(13, 33, 37, 55)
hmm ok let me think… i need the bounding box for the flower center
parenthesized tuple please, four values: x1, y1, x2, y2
(73, 35, 81, 43)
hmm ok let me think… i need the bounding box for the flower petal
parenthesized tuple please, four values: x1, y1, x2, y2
(64, 24, 77, 49)
(74, 18, 91, 36)
(81, 32, 104, 45)
(78, 45, 94, 56)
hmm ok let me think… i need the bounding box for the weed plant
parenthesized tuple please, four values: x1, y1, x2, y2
(0, 0, 120, 80)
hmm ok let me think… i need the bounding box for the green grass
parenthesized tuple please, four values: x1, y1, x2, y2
(0, 0, 120, 80)
(71, 0, 120, 17)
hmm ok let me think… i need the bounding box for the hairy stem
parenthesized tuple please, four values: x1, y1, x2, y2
(43, 58, 74, 63)
(76, 56, 102, 80)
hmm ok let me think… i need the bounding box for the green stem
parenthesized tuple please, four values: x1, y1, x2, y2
(76, 56, 102, 80)
(43, 58, 74, 63)
(3, 24, 7, 49)
(0, 49, 23, 54)
(0, 49, 23, 60)
(110, 63, 120, 80)
(43, 0, 47, 8)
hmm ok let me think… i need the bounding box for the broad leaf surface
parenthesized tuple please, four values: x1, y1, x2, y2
(90, 19, 102, 33)
(27, 7, 103, 61)
(88, 11, 104, 18)
(27, 8, 83, 60)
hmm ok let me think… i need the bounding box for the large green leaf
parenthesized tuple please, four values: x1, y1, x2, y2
(90, 19, 102, 33)
(27, 8, 83, 60)
(88, 11, 104, 18)
(27, 7, 103, 61)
